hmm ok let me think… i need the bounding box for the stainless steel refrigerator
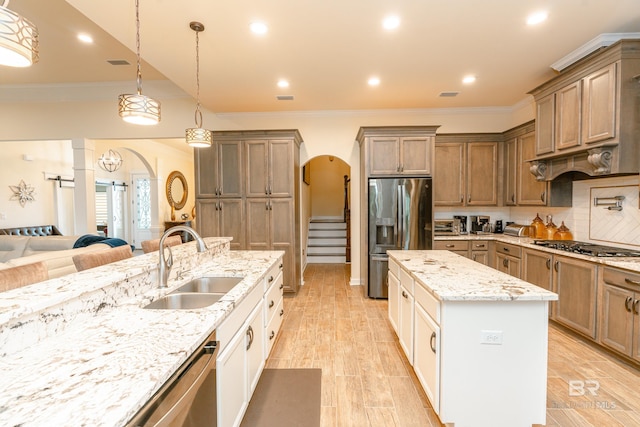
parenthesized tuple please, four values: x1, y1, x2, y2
(368, 178, 433, 298)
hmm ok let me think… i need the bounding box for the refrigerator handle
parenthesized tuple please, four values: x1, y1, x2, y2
(397, 183, 403, 249)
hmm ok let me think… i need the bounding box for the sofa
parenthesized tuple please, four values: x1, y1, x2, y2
(0, 224, 63, 236)
(0, 235, 111, 279)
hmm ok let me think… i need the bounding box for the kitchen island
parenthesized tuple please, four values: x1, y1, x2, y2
(0, 238, 283, 426)
(388, 250, 558, 427)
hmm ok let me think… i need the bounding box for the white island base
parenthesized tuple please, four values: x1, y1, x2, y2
(388, 250, 557, 427)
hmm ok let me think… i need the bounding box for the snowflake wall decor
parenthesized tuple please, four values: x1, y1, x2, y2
(9, 180, 36, 207)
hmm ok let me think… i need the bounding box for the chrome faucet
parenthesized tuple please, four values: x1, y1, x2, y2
(158, 225, 207, 288)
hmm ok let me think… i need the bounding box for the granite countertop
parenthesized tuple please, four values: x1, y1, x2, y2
(0, 245, 283, 427)
(388, 250, 558, 302)
(435, 234, 640, 274)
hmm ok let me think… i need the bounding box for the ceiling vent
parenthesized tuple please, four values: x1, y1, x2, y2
(276, 95, 294, 101)
(439, 91, 459, 97)
(107, 59, 130, 66)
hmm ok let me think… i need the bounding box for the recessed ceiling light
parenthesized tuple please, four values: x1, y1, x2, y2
(77, 33, 93, 44)
(250, 22, 268, 35)
(462, 75, 476, 84)
(368, 77, 381, 86)
(277, 79, 289, 88)
(526, 11, 548, 26)
(382, 15, 400, 30)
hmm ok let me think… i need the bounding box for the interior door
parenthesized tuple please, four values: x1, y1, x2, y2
(131, 173, 152, 249)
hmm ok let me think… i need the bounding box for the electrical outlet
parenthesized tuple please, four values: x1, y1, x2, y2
(0, 212, 6, 220)
(480, 330, 503, 345)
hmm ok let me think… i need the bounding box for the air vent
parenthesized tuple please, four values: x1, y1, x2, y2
(439, 91, 459, 97)
(276, 95, 294, 101)
(107, 60, 130, 66)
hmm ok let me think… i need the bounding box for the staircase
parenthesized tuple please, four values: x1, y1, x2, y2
(306, 219, 347, 264)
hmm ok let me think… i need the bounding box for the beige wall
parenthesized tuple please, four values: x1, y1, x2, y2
(309, 156, 351, 218)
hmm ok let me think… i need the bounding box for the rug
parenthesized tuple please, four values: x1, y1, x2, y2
(240, 368, 322, 427)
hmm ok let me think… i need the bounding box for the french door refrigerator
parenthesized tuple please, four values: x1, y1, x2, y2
(368, 177, 433, 298)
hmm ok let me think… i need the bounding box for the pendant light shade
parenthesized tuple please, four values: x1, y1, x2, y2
(118, 0, 160, 125)
(186, 21, 212, 147)
(0, 1, 39, 67)
(98, 149, 123, 172)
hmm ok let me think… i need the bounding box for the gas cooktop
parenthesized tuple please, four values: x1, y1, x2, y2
(533, 240, 640, 257)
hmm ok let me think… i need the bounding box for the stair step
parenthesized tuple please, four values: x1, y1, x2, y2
(309, 230, 346, 238)
(309, 222, 347, 230)
(307, 255, 346, 264)
(307, 246, 346, 255)
(308, 237, 347, 245)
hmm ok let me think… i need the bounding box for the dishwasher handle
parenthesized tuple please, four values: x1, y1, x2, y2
(126, 335, 219, 427)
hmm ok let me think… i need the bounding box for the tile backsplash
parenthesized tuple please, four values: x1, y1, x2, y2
(435, 175, 640, 250)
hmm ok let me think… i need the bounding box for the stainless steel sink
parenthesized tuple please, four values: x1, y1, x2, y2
(144, 293, 224, 310)
(173, 277, 244, 294)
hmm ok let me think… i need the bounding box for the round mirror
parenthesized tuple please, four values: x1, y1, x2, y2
(166, 171, 188, 210)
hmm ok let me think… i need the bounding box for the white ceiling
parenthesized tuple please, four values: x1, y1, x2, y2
(2, 0, 640, 114)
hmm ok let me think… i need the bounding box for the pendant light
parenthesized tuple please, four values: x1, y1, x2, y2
(118, 0, 160, 125)
(185, 21, 212, 148)
(0, 0, 38, 67)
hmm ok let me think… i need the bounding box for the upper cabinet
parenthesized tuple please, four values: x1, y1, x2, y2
(434, 135, 500, 206)
(194, 140, 243, 198)
(528, 39, 640, 180)
(358, 127, 439, 177)
(246, 139, 295, 198)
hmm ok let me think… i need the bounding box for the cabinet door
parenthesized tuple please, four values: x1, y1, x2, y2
(217, 325, 248, 427)
(599, 284, 634, 357)
(218, 140, 244, 198)
(471, 251, 488, 265)
(246, 140, 269, 197)
(246, 199, 270, 250)
(399, 284, 415, 365)
(246, 303, 265, 396)
(517, 131, 548, 206)
(522, 249, 553, 317)
(554, 256, 597, 339)
(434, 143, 465, 206)
(504, 138, 517, 206)
(414, 303, 440, 414)
(269, 140, 294, 197)
(195, 199, 220, 238)
(369, 136, 400, 175)
(219, 199, 245, 249)
(194, 145, 219, 198)
(535, 93, 555, 155)
(496, 253, 520, 278)
(388, 271, 400, 333)
(400, 136, 432, 175)
(582, 63, 617, 144)
(466, 142, 498, 206)
(555, 81, 582, 150)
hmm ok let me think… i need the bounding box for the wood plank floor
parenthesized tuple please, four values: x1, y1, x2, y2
(266, 264, 640, 426)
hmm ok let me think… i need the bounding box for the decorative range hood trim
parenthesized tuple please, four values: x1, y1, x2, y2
(530, 148, 615, 181)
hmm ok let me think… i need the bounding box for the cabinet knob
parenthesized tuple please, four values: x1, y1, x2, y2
(269, 300, 275, 308)
(279, 263, 283, 270)
(268, 275, 274, 283)
(402, 290, 408, 299)
(430, 332, 436, 353)
(279, 283, 284, 290)
(269, 330, 276, 340)
(280, 308, 284, 316)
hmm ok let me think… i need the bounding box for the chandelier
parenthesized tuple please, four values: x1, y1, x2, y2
(0, 0, 38, 67)
(98, 149, 123, 173)
(118, 0, 160, 125)
(185, 21, 212, 147)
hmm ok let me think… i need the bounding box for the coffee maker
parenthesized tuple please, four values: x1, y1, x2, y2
(453, 215, 468, 234)
(494, 220, 504, 233)
(470, 215, 490, 233)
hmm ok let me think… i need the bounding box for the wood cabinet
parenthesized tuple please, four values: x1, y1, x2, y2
(504, 122, 548, 206)
(368, 136, 434, 175)
(434, 137, 499, 206)
(504, 137, 517, 206)
(434, 239, 488, 265)
(469, 240, 489, 265)
(599, 267, 640, 363)
(528, 40, 640, 179)
(522, 248, 554, 317)
(553, 255, 597, 339)
(195, 130, 302, 293)
(494, 242, 521, 278)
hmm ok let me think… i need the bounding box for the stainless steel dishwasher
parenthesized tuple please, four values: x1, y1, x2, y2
(126, 330, 219, 427)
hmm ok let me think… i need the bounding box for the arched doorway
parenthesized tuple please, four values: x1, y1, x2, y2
(301, 155, 351, 266)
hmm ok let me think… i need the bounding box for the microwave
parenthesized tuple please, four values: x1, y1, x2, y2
(434, 218, 461, 236)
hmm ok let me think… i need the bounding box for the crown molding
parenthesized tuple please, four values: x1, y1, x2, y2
(551, 32, 640, 71)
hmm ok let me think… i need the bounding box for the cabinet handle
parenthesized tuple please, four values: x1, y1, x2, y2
(475, 244, 485, 248)
(400, 165, 404, 172)
(269, 330, 276, 340)
(503, 258, 508, 267)
(396, 165, 400, 172)
(472, 254, 477, 261)
(511, 194, 515, 204)
(430, 332, 436, 353)
(502, 247, 509, 252)
(279, 283, 284, 291)
(280, 308, 284, 316)
(625, 278, 640, 286)
(402, 290, 408, 299)
(545, 258, 551, 270)
(445, 244, 455, 248)
(468, 195, 471, 203)
(554, 261, 559, 272)
(269, 300, 275, 308)
(541, 192, 546, 202)
(246, 325, 254, 350)
(268, 275, 274, 283)
(625, 296, 633, 312)
(634, 299, 639, 315)
(279, 263, 283, 270)
(269, 201, 273, 211)
(460, 196, 464, 203)
(219, 202, 222, 211)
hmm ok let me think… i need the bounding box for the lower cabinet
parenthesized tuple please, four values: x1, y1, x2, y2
(522, 248, 554, 318)
(553, 255, 597, 339)
(433, 240, 469, 258)
(413, 296, 440, 413)
(216, 257, 284, 427)
(388, 259, 400, 333)
(469, 240, 489, 265)
(494, 242, 521, 278)
(434, 239, 488, 265)
(398, 267, 415, 365)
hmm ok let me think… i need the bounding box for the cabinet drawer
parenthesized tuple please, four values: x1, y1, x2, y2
(415, 280, 440, 324)
(399, 267, 414, 295)
(495, 242, 521, 258)
(264, 272, 284, 325)
(389, 258, 400, 278)
(434, 240, 469, 252)
(264, 259, 284, 292)
(470, 240, 489, 251)
(603, 267, 640, 291)
(265, 297, 284, 357)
